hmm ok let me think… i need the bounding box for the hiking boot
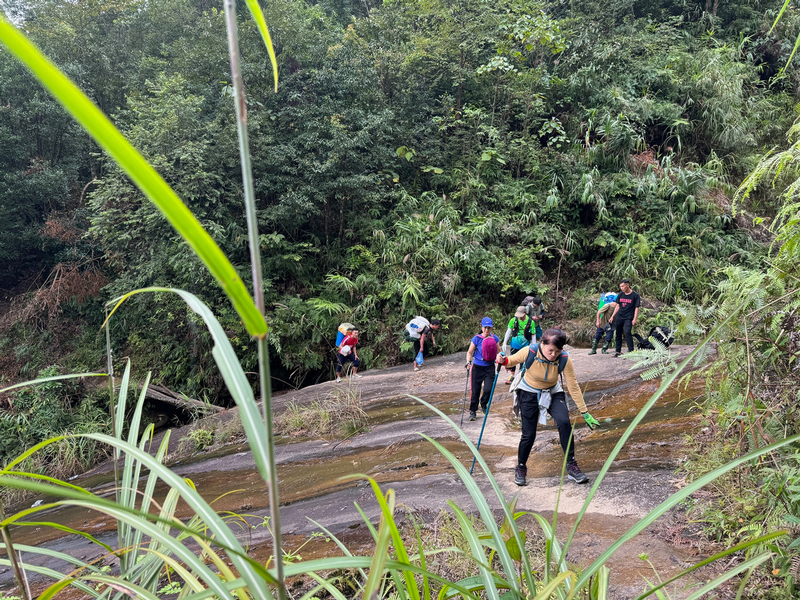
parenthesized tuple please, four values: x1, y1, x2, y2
(567, 462, 589, 484)
(505, 375, 513, 384)
(514, 464, 527, 486)
(613, 351, 621, 358)
(480, 404, 487, 414)
(601, 341, 609, 354)
(469, 411, 477, 421)
(588, 340, 598, 355)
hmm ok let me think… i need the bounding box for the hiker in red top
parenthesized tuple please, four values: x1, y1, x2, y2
(336, 328, 361, 382)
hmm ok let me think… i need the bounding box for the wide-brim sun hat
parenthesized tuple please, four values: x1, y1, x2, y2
(481, 317, 493, 327)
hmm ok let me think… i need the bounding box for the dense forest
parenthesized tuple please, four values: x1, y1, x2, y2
(2, 0, 800, 594)
(1, 0, 795, 395)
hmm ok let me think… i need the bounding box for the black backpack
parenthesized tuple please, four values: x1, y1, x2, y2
(634, 326, 674, 350)
(511, 317, 533, 342)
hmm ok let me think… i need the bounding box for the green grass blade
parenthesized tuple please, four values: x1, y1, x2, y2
(592, 566, 610, 600)
(0, 444, 275, 599)
(0, 466, 94, 496)
(363, 477, 420, 600)
(129, 428, 171, 582)
(574, 432, 800, 588)
(114, 360, 132, 439)
(354, 500, 379, 540)
(633, 530, 787, 600)
(412, 414, 533, 595)
(361, 492, 393, 600)
(0, 372, 106, 395)
(532, 571, 574, 600)
(0, 17, 267, 337)
(80, 574, 162, 600)
(769, 0, 791, 34)
(84, 433, 274, 600)
(281, 557, 479, 600)
(529, 512, 569, 576)
(107, 288, 275, 498)
(0, 565, 98, 599)
(681, 553, 772, 600)
(568, 299, 749, 581)
(242, 0, 279, 92)
(5, 521, 113, 554)
(440, 573, 513, 600)
(448, 501, 501, 600)
(118, 372, 151, 571)
(301, 572, 350, 600)
(411, 516, 431, 600)
(307, 518, 368, 583)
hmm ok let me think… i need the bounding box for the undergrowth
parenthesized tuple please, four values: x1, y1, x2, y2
(274, 385, 368, 439)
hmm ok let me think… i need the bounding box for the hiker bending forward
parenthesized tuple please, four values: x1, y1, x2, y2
(497, 328, 600, 486)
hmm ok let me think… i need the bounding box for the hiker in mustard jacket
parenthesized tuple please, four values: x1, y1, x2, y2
(498, 328, 600, 486)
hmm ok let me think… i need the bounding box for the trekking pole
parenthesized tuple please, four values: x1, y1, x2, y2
(460, 363, 471, 426)
(470, 357, 503, 475)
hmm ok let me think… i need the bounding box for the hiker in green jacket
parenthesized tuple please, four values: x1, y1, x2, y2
(502, 305, 534, 384)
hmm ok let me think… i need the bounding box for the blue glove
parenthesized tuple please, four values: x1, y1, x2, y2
(415, 352, 424, 365)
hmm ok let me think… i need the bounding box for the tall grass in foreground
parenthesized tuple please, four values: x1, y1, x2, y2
(0, 9, 798, 600)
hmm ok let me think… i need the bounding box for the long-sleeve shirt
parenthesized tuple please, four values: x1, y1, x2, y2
(506, 346, 588, 412)
(597, 302, 616, 327)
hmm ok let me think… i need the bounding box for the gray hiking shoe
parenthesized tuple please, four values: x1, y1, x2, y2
(514, 464, 527, 486)
(469, 411, 477, 421)
(567, 462, 589, 484)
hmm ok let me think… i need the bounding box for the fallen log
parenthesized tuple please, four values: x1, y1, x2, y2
(144, 384, 223, 414)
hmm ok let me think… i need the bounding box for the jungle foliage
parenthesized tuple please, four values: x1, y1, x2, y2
(1, 0, 797, 397)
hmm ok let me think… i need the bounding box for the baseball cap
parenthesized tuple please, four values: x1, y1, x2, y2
(481, 317, 493, 327)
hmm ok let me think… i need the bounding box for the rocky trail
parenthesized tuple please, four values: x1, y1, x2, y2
(1, 345, 722, 598)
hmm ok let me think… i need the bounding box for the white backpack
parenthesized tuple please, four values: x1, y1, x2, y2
(405, 316, 430, 340)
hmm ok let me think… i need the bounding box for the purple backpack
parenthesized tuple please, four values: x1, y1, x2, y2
(480, 336, 498, 362)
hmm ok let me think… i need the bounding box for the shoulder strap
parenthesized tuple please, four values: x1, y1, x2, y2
(525, 343, 568, 374)
(524, 343, 539, 370)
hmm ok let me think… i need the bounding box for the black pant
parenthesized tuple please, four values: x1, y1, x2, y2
(593, 326, 614, 343)
(469, 364, 495, 412)
(413, 339, 433, 358)
(517, 390, 575, 466)
(336, 353, 360, 373)
(614, 319, 634, 353)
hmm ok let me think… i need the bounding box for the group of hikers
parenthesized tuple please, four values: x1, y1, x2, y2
(333, 279, 654, 487)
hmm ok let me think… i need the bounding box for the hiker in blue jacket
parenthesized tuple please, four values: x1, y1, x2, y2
(465, 317, 501, 422)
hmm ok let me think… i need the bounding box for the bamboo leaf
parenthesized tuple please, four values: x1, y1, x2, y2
(0, 373, 106, 395)
(242, 0, 279, 92)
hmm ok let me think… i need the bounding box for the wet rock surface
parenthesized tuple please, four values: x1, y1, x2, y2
(1, 345, 720, 598)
